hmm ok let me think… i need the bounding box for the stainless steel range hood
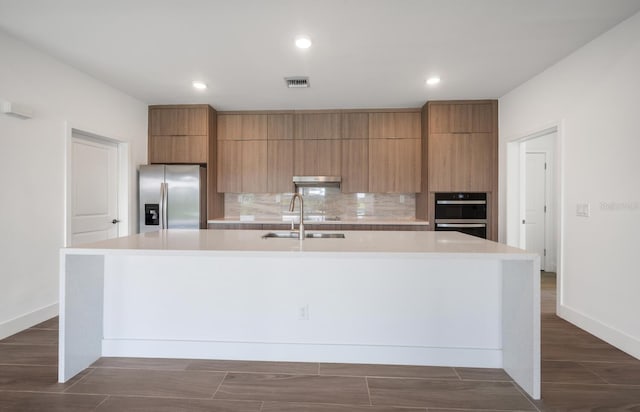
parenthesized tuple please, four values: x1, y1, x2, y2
(293, 176, 342, 188)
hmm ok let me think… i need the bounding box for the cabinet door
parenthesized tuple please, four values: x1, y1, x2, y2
(241, 140, 268, 193)
(342, 113, 369, 139)
(429, 103, 493, 134)
(369, 112, 421, 139)
(149, 135, 207, 164)
(341, 139, 368, 193)
(268, 114, 294, 140)
(218, 114, 267, 140)
(369, 138, 420, 193)
(177, 107, 208, 135)
(428, 133, 457, 191)
(471, 103, 494, 133)
(149, 109, 178, 136)
(268, 140, 294, 192)
(294, 113, 341, 139)
(428, 133, 495, 192)
(467, 133, 496, 191)
(293, 140, 341, 175)
(150, 107, 208, 136)
(217, 140, 242, 192)
(428, 103, 472, 134)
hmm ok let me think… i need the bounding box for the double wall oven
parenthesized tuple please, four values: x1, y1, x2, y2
(434, 193, 487, 239)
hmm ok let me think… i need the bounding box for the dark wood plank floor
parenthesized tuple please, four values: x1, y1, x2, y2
(1, 271, 638, 411)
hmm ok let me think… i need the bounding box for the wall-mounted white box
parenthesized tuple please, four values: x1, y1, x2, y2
(1, 101, 33, 119)
(576, 203, 590, 217)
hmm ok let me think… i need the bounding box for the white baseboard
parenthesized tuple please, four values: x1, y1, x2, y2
(0, 302, 58, 340)
(102, 339, 502, 368)
(558, 304, 640, 360)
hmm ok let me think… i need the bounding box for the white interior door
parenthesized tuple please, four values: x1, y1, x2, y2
(525, 152, 546, 269)
(70, 134, 119, 245)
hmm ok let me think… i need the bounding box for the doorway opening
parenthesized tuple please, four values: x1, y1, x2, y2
(506, 124, 563, 314)
(65, 127, 129, 246)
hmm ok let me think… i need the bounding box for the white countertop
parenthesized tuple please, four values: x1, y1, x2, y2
(207, 217, 429, 225)
(64, 229, 534, 260)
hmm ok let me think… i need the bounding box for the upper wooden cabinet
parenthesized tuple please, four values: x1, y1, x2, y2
(218, 114, 268, 140)
(149, 106, 208, 136)
(267, 114, 294, 140)
(294, 113, 342, 139)
(428, 102, 495, 134)
(342, 113, 369, 139)
(369, 112, 421, 139)
(213, 108, 423, 194)
(148, 105, 211, 164)
(293, 139, 341, 176)
(369, 138, 421, 193)
(341, 139, 369, 193)
(217, 140, 268, 193)
(148, 104, 224, 220)
(268, 140, 294, 192)
(428, 133, 496, 192)
(149, 135, 208, 164)
(426, 100, 498, 192)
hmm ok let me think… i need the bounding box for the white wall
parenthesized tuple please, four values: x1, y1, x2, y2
(499, 12, 640, 358)
(0, 31, 147, 338)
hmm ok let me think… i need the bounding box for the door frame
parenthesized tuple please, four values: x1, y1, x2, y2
(64, 123, 130, 246)
(506, 121, 564, 314)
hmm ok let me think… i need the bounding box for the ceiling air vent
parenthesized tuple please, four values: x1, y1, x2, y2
(285, 76, 310, 88)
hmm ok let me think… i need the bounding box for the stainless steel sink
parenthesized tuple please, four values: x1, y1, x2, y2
(261, 232, 345, 239)
(305, 232, 345, 239)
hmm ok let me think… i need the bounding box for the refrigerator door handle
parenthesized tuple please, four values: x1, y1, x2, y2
(159, 183, 165, 229)
(162, 182, 168, 229)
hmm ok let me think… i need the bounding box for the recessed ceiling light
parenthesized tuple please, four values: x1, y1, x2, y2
(192, 81, 207, 90)
(426, 77, 441, 86)
(295, 36, 312, 49)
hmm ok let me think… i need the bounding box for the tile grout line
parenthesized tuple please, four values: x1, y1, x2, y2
(92, 394, 110, 411)
(210, 371, 228, 399)
(451, 367, 462, 381)
(62, 367, 98, 393)
(510, 381, 541, 412)
(577, 361, 614, 385)
(365, 376, 372, 406)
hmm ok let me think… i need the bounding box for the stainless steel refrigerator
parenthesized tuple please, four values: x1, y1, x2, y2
(139, 165, 207, 233)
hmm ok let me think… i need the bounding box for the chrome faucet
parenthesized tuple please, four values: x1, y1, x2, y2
(289, 193, 305, 240)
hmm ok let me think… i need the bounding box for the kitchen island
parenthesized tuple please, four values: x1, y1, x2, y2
(59, 229, 540, 398)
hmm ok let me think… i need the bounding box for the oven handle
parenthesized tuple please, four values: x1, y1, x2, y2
(436, 223, 486, 228)
(436, 200, 486, 205)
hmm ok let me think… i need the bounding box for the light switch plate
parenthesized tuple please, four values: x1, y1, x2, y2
(576, 203, 590, 217)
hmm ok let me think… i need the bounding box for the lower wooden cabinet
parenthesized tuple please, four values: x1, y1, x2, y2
(217, 140, 267, 193)
(149, 135, 208, 164)
(369, 138, 420, 193)
(293, 139, 341, 176)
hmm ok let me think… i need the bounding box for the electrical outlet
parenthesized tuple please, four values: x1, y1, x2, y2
(298, 304, 309, 320)
(576, 203, 590, 217)
(399, 195, 405, 204)
(275, 194, 281, 203)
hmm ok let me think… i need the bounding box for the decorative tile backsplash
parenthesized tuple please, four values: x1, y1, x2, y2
(224, 188, 415, 221)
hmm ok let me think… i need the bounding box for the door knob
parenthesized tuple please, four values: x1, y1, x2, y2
(112, 219, 120, 224)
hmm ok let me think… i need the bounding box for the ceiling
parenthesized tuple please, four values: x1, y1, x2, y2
(1, 0, 640, 110)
